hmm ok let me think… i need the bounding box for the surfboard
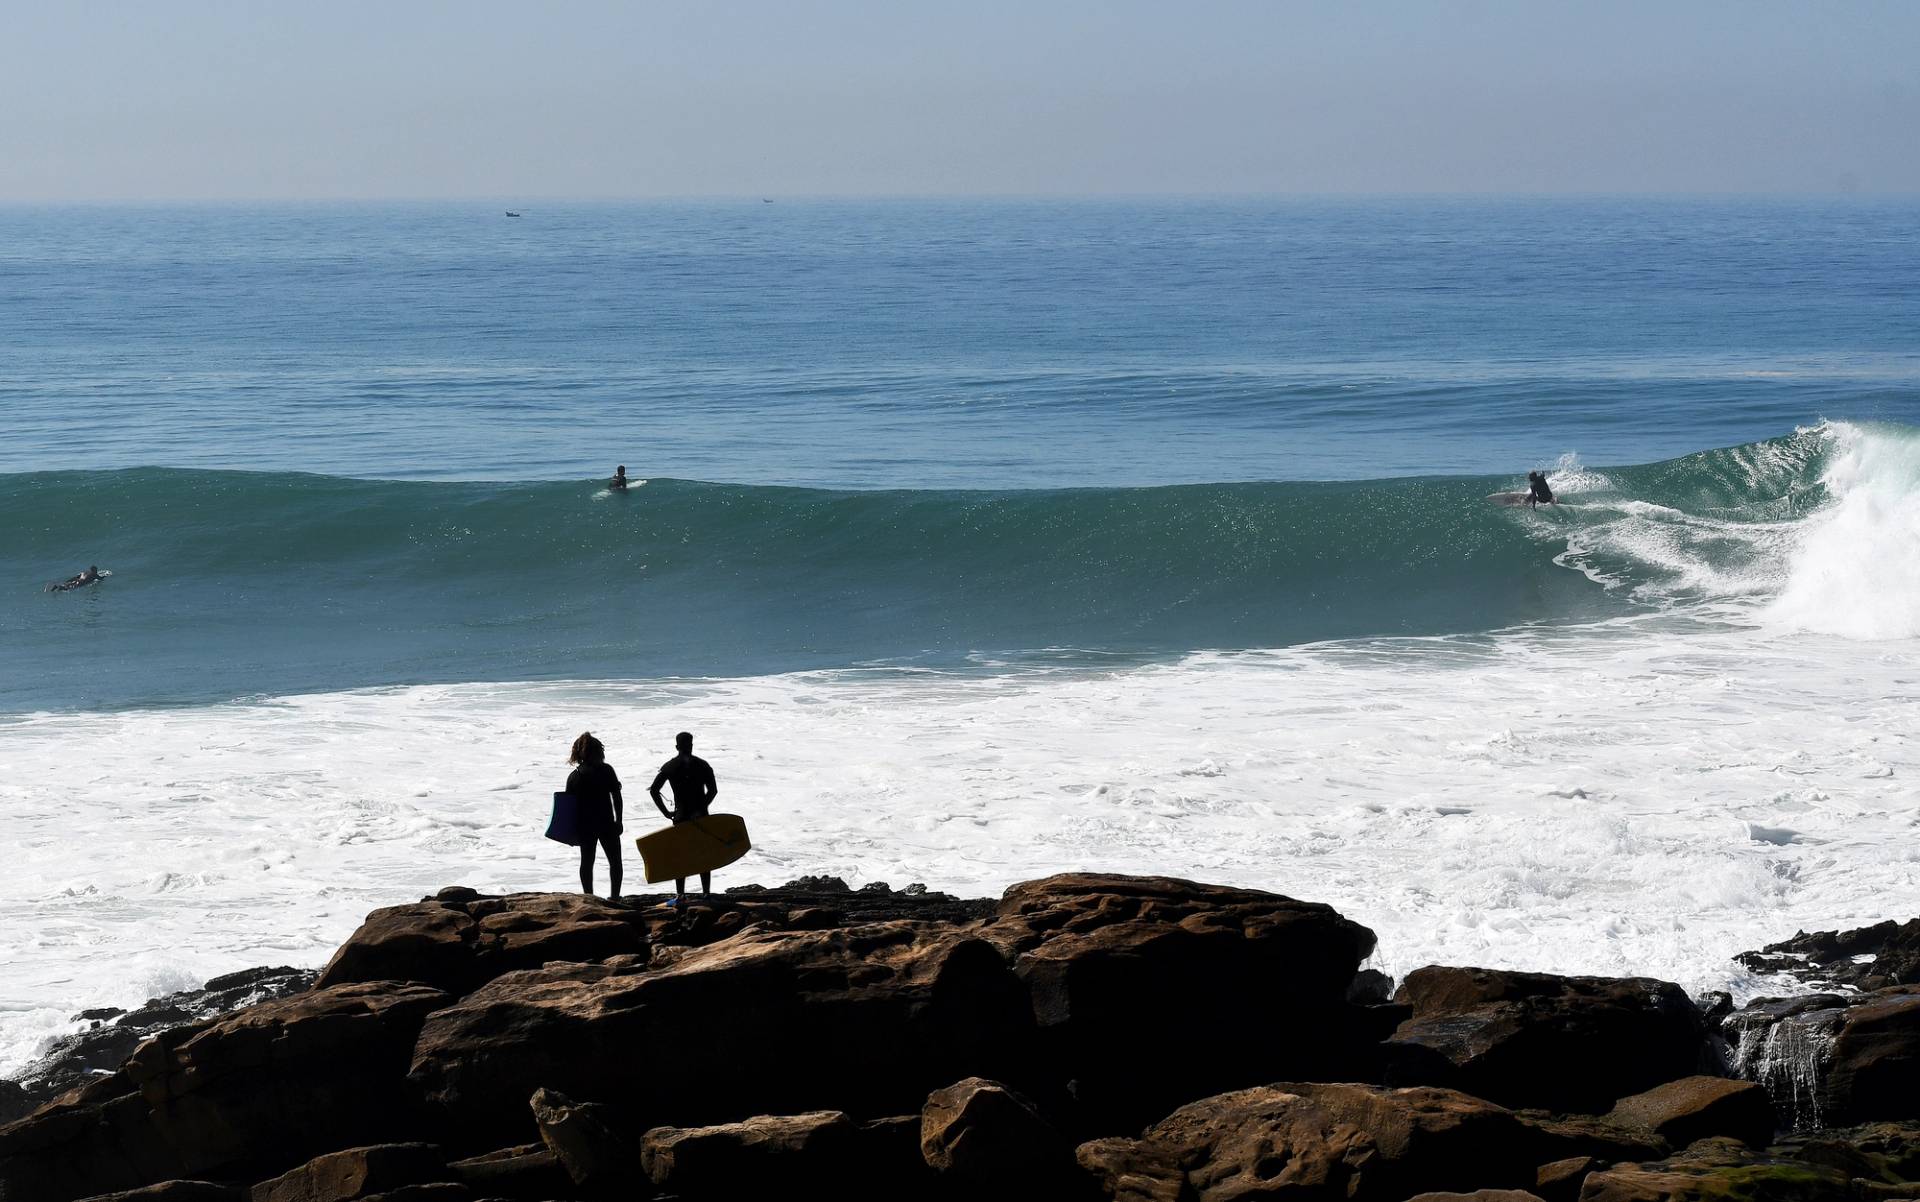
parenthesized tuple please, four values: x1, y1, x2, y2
(1487, 491, 1533, 507)
(635, 813, 752, 884)
(545, 792, 586, 846)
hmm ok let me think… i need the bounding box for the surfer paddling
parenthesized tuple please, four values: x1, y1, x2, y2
(609, 465, 629, 492)
(46, 565, 104, 592)
(566, 732, 625, 898)
(650, 731, 720, 900)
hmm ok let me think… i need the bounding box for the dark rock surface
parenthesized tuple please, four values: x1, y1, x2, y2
(1604, 1076, 1776, 1149)
(1385, 966, 1710, 1113)
(0, 968, 315, 1128)
(1736, 918, 1920, 993)
(248, 1143, 449, 1202)
(920, 1076, 1077, 1192)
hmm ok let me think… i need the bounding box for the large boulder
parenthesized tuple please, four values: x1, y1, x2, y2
(1824, 987, 1920, 1125)
(0, 982, 448, 1202)
(986, 874, 1379, 1130)
(314, 890, 648, 995)
(527, 1088, 635, 1189)
(1385, 967, 1708, 1113)
(1075, 1082, 1544, 1202)
(409, 922, 1036, 1149)
(1605, 1077, 1774, 1149)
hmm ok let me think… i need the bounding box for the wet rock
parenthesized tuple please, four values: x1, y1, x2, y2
(314, 893, 648, 995)
(920, 1077, 1074, 1191)
(249, 1143, 448, 1202)
(1075, 1082, 1542, 1201)
(988, 874, 1379, 1131)
(1575, 1137, 1854, 1202)
(1385, 967, 1708, 1113)
(527, 1088, 634, 1188)
(1772, 1120, 1920, 1186)
(1721, 994, 1850, 1130)
(1514, 1113, 1668, 1166)
(1736, 918, 1920, 993)
(1, 969, 316, 1127)
(1825, 987, 1920, 1125)
(1404, 1193, 1545, 1202)
(1605, 1076, 1775, 1149)
(410, 923, 1036, 1149)
(640, 1110, 859, 1197)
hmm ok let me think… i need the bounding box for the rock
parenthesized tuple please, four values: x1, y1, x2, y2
(1349, 969, 1395, 1005)
(249, 1144, 448, 1202)
(1721, 994, 1851, 1130)
(1514, 1114, 1667, 1167)
(2, 968, 316, 1127)
(314, 893, 648, 995)
(640, 1110, 858, 1197)
(1404, 1193, 1545, 1202)
(1605, 1076, 1775, 1149)
(410, 923, 1036, 1149)
(1575, 1137, 1854, 1202)
(0, 1086, 183, 1201)
(920, 1077, 1073, 1189)
(1533, 1157, 1597, 1202)
(988, 874, 1379, 1130)
(1773, 1120, 1920, 1186)
(444, 1145, 572, 1201)
(1075, 1082, 1543, 1201)
(348, 1188, 467, 1202)
(527, 1088, 633, 1188)
(1736, 918, 1920, 993)
(73, 1183, 243, 1202)
(1385, 966, 1708, 1113)
(1826, 988, 1920, 1125)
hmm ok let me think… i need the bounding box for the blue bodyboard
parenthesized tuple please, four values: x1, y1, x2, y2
(546, 792, 585, 846)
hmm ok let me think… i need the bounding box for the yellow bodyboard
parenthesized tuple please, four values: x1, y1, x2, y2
(635, 813, 752, 884)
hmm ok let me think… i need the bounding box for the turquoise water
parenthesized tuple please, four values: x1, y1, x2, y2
(2, 198, 1916, 710)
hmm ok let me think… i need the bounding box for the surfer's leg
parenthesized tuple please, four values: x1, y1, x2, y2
(579, 840, 597, 894)
(700, 871, 711, 897)
(675, 876, 686, 898)
(602, 834, 622, 898)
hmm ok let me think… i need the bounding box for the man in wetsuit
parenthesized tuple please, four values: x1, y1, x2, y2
(649, 731, 719, 899)
(610, 465, 629, 492)
(1526, 471, 1555, 508)
(47, 566, 101, 592)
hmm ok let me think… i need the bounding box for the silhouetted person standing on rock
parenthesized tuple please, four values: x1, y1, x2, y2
(650, 731, 718, 899)
(566, 732, 624, 898)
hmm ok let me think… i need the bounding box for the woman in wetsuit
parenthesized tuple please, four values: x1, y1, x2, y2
(566, 732, 624, 898)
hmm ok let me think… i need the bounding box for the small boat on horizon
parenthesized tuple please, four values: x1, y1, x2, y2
(505, 211, 522, 217)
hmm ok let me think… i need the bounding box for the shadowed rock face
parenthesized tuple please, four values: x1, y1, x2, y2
(988, 873, 1381, 1132)
(1824, 987, 1920, 1125)
(1385, 967, 1708, 1114)
(408, 922, 1039, 1150)
(1604, 1076, 1776, 1149)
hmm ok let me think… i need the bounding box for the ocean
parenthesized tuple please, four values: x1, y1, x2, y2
(2, 197, 1917, 1077)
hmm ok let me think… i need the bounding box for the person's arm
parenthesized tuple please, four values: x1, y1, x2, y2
(609, 769, 624, 830)
(703, 761, 718, 805)
(649, 764, 673, 820)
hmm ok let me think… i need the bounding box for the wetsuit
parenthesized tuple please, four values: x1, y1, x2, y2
(1528, 475, 1554, 505)
(565, 761, 624, 896)
(650, 754, 716, 822)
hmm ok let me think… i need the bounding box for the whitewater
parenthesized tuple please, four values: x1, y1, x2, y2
(4, 420, 1918, 1078)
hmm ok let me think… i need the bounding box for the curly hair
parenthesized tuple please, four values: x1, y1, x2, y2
(568, 731, 605, 766)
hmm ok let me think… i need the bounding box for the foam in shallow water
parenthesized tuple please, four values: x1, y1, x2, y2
(3, 617, 1917, 1078)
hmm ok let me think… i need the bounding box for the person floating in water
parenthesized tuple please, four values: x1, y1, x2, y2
(609, 465, 629, 492)
(650, 731, 719, 900)
(566, 732, 624, 898)
(1526, 470, 1555, 508)
(47, 565, 103, 592)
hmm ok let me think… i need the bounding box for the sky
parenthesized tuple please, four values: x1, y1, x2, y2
(1, 0, 1915, 200)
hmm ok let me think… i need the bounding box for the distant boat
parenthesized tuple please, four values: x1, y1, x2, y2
(762, 199, 773, 204)
(505, 211, 522, 217)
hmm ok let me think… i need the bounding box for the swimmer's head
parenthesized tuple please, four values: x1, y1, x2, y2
(615, 465, 626, 475)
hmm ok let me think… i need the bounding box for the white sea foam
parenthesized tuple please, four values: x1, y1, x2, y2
(1767, 422, 1920, 640)
(3, 616, 1918, 1078)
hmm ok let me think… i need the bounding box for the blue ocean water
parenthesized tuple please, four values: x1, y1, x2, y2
(2, 198, 1917, 711)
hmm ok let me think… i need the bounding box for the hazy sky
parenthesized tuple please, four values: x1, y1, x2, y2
(2, 1, 1915, 200)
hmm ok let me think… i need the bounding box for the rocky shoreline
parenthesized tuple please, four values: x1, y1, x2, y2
(2, 874, 1917, 1201)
